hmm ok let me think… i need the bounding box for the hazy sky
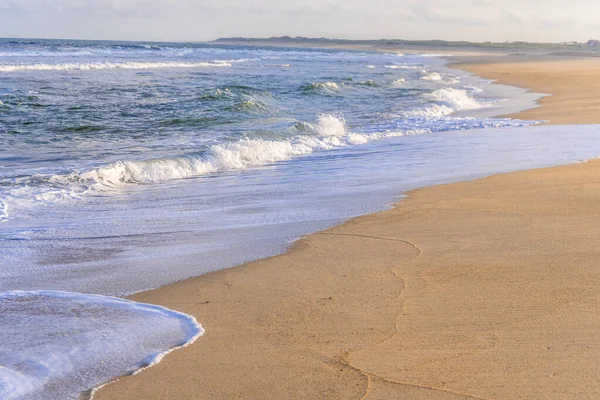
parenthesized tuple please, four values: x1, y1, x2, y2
(0, 0, 598, 43)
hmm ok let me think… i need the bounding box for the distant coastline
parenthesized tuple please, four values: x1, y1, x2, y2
(211, 35, 600, 53)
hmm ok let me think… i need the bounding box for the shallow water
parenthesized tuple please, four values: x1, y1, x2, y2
(0, 291, 201, 400)
(1, 39, 599, 399)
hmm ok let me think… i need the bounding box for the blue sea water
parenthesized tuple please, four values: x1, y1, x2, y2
(2, 39, 600, 399)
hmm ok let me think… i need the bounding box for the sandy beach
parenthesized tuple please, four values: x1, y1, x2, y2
(455, 57, 600, 124)
(94, 54, 600, 399)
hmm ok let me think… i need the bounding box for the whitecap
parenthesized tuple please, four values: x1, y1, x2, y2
(421, 72, 443, 81)
(425, 88, 489, 111)
(0, 61, 232, 73)
(305, 82, 341, 92)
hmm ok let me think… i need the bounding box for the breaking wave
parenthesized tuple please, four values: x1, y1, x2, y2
(385, 64, 422, 70)
(0, 61, 232, 72)
(0, 106, 540, 222)
(421, 72, 443, 81)
(399, 88, 491, 118)
(81, 115, 360, 186)
(1, 114, 418, 212)
(425, 88, 489, 111)
(301, 82, 341, 93)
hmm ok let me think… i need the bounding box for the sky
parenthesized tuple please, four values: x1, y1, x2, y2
(0, 0, 598, 43)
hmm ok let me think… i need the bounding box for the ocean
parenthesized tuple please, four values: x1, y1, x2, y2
(2, 39, 600, 399)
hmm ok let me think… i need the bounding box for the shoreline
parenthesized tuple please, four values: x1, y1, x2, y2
(94, 51, 600, 399)
(452, 57, 600, 124)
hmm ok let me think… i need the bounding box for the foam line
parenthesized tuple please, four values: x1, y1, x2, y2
(0, 61, 232, 72)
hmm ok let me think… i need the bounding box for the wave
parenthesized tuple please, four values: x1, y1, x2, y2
(385, 64, 422, 70)
(413, 53, 453, 57)
(399, 88, 489, 118)
(199, 88, 235, 101)
(425, 88, 489, 111)
(0, 110, 539, 220)
(80, 115, 354, 186)
(69, 110, 517, 188)
(301, 82, 341, 93)
(0, 61, 232, 72)
(10, 115, 395, 195)
(420, 71, 461, 85)
(399, 104, 455, 118)
(0, 50, 96, 58)
(0, 45, 221, 59)
(0, 200, 7, 222)
(227, 97, 270, 113)
(421, 72, 443, 81)
(198, 88, 273, 114)
(356, 80, 379, 87)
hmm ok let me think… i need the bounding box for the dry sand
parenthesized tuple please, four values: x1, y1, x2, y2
(94, 56, 600, 399)
(455, 58, 600, 124)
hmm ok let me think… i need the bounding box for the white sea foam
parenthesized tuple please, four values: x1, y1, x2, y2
(306, 82, 341, 92)
(425, 88, 488, 111)
(0, 46, 196, 59)
(219, 58, 260, 63)
(415, 53, 453, 57)
(0, 61, 232, 72)
(465, 85, 484, 93)
(419, 70, 460, 84)
(0, 291, 203, 400)
(0, 200, 9, 222)
(400, 104, 455, 118)
(367, 65, 376, 69)
(386, 64, 421, 70)
(391, 78, 407, 87)
(397, 88, 489, 118)
(421, 72, 443, 81)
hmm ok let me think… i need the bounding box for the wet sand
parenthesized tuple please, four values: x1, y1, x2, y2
(94, 55, 600, 399)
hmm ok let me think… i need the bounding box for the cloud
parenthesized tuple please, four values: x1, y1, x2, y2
(0, 0, 183, 18)
(0, 0, 599, 42)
